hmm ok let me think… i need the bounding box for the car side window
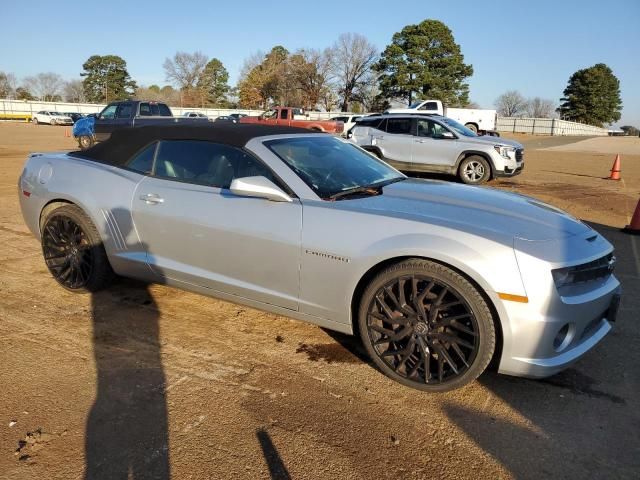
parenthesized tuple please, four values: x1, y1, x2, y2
(386, 118, 412, 135)
(280, 109, 288, 119)
(153, 140, 277, 189)
(126, 142, 157, 174)
(418, 102, 439, 111)
(116, 104, 133, 119)
(417, 119, 448, 138)
(101, 105, 117, 119)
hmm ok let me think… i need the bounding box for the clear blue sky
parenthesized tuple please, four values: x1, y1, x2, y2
(3, 0, 639, 126)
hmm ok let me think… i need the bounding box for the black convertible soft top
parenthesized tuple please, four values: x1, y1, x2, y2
(69, 124, 317, 166)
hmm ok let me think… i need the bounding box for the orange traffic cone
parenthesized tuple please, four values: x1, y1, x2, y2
(608, 154, 621, 180)
(623, 198, 640, 235)
(64, 127, 70, 138)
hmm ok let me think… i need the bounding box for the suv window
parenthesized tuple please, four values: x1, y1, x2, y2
(116, 103, 133, 119)
(418, 101, 439, 111)
(126, 142, 157, 174)
(153, 140, 276, 189)
(100, 105, 118, 119)
(417, 119, 449, 138)
(386, 118, 412, 135)
(356, 117, 384, 130)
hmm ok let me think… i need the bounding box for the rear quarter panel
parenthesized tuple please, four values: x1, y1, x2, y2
(19, 153, 149, 277)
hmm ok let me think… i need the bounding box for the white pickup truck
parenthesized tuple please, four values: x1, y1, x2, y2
(385, 99, 496, 134)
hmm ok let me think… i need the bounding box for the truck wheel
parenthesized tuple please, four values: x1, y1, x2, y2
(358, 258, 495, 392)
(78, 135, 94, 150)
(464, 123, 478, 134)
(459, 155, 491, 185)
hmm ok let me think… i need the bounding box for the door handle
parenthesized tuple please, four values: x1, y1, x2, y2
(139, 193, 164, 204)
(373, 135, 384, 140)
(415, 139, 428, 143)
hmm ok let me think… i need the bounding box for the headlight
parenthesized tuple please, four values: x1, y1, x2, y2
(494, 145, 516, 159)
(551, 253, 616, 288)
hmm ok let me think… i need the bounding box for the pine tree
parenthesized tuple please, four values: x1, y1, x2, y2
(376, 19, 473, 106)
(81, 55, 137, 103)
(557, 63, 622, 127)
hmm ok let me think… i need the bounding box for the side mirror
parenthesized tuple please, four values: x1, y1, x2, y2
(230, 176, 292, 202)
(439, 131, 455, 139)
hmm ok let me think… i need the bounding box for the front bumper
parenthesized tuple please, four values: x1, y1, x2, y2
(495, 160, 524, 177)
(498, 232, 620, 378)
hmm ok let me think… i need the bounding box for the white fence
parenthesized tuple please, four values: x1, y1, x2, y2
(0, 99, 353, 121)
(496, 117, 609, 136)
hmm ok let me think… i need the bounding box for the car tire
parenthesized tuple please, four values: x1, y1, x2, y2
(358, 259, 495, 392)
(465, 123, 478, 134)
(41, 204, 114, 293)
(33, 117, 39, 125)
(51, 119, 57, 126)
(78, 135, 94, 150)
(458, 155, 491, 185)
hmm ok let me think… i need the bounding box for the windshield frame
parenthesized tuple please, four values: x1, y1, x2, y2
(263, 136, 405, 200)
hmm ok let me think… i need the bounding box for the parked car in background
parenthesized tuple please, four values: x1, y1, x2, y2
(18, 124, 620, 392)
(214, 115, 237, 123)
(73, 100, 210, 149)
(62, 112, 85, 123)
(229, 113, 248, 121)
(386, 99, 497, 134)
(32, 111, 73, 126)
(240, 107, 344, 134)
(182, 112, 210, 119)
(331, 114, 363, 136)
(350, 113, 523, 184)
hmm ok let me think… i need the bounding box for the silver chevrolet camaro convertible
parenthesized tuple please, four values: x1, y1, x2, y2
(18, 124, 621, 392)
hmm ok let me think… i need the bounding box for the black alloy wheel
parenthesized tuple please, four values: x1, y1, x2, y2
(359, 259, 495, 392)
(41, 204, 114, 292)
(42, 214, 94, 289)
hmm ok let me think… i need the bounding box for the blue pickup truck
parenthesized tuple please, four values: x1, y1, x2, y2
(73, 100, 211, 149)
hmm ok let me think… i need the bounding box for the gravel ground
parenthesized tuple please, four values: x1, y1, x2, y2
(0, 124, 638, 480)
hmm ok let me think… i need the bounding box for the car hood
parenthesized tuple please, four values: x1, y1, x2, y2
(460, 135, 523, 149)
(335, 179, 589, 242)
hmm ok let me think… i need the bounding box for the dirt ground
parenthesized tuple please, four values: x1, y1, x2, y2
(0, 123, 638, 480)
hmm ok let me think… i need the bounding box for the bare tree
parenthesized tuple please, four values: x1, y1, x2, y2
(63, 79, 86, 103)
(0, 72, 17, 98)
(495, 90, 528, 117)
(330, 33, 378, 111)
(23, 72, 63, 101)
(163, 51, 208, 89)
(290, 48, 333, 110)
(526, 97, 555, 118)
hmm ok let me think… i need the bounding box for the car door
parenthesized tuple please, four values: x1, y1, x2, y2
(94, 104, 119, 141)
(375, 117, 413, 169)
(131, 139, 302, 311)
(412, 118, 462, 169)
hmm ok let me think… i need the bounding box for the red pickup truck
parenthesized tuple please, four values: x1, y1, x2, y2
(239, 107, 343, 134)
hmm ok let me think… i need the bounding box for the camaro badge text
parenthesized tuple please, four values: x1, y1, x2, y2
(305, 249, 351, 263)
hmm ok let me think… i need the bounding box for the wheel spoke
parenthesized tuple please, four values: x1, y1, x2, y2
(433, 343, 458, 375)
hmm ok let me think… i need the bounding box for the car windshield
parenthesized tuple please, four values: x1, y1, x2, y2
(51, 112, 62, 115)
(438, 117, 478, 137)
(265, 136, 404, 200)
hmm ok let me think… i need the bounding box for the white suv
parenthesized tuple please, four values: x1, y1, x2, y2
(350, 114, 524, 184)
(32, 111, 74, 126)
